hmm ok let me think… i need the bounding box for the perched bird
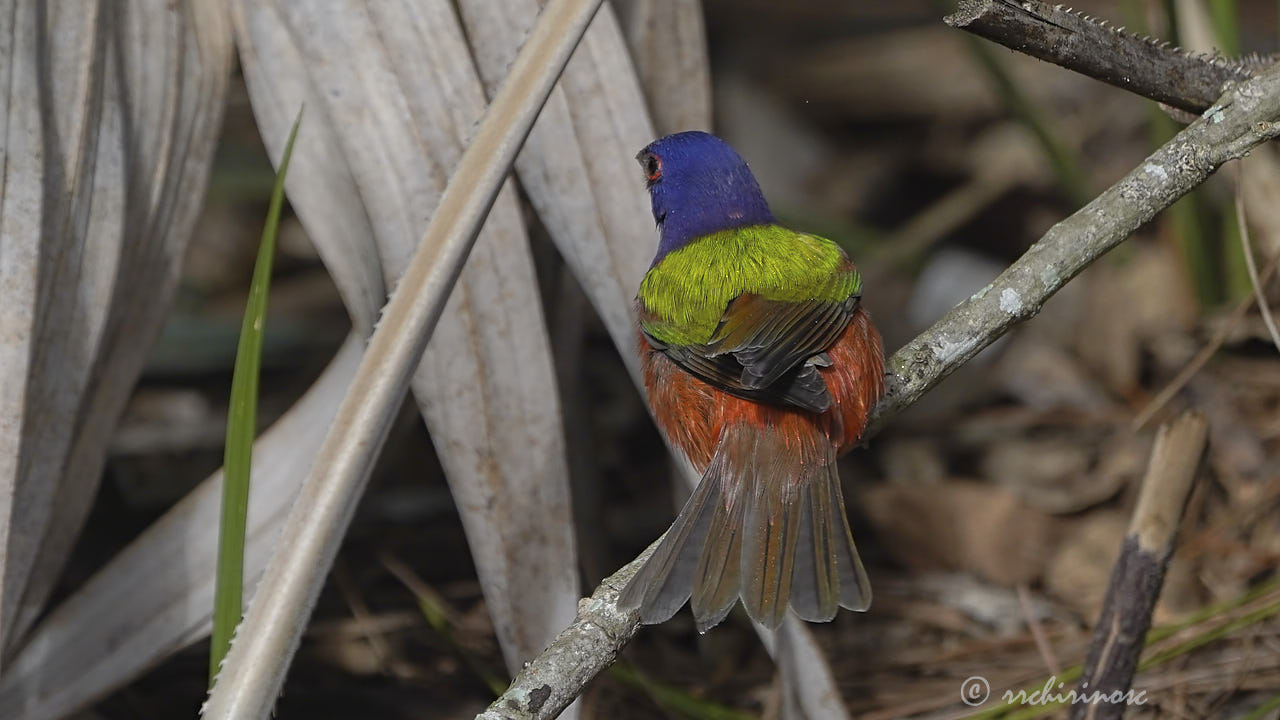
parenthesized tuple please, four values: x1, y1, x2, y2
(618, 131, 885, 632)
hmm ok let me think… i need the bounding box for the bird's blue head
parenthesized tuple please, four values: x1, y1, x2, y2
(637, 131, 774, 263)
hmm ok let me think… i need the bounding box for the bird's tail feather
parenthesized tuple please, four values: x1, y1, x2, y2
(619, 421, 871, 631)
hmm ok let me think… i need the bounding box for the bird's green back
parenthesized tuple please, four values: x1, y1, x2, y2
(638, 225, 860, 347)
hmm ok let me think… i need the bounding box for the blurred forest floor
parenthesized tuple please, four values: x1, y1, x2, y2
(66, 1, 1280, 718)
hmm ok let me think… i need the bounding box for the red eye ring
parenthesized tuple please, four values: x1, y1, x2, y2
(644, 154, 662, 182)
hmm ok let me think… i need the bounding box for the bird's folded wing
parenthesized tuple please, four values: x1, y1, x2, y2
(708, 293, 859, 389)
(641, 291, 859, 413)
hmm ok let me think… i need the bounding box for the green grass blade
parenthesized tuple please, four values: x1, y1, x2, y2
(1242, 690, 1280, 720)
(1208, 0, 1240, 55)
(964, 575, 1280, 719)
(934, 0, 1090, 208)
(209, 108, 304, 685)
(1222, 201, 1254, 302)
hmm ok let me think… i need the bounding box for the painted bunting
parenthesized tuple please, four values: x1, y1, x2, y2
(617, 131, 884, 632)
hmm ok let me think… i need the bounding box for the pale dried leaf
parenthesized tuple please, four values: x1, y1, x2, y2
(0, 0, 233, 650)
(1240, 146, 1280, 260)
(1172, 0, 1217, 55)
(761, 619, 854, 720)
(982, 434, 1137, 515)
(202, 1, 606, 714)
(457, 0, 655, 382)
(1044, 511, 1128, 620)
(613, 0, 712, 133)
(0, 336, 361, 720)
(229, 1, 385, 331)
(994, 339, 1112, 410)
(233, 0, 578, 676)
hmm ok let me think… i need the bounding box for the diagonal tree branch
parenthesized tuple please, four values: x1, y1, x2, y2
(477, 58, 1280, 720)
(866, 65, 1280, 432)
(945, 0, 1271, 114)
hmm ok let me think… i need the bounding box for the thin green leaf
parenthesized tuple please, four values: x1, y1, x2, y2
(209, 108, 304, 685)
(1242, 690, 1280, 720)
(382, 555, 508, 697)
(609, 663, 758, 720)
(1207, 0, 1240, 55)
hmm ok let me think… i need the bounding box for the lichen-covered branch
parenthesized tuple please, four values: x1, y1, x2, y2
(866, 61, 1280, 434)
(945, 0, 1268, 114)
(478, 51, 1280, 720)
(475, 544, 653, 720)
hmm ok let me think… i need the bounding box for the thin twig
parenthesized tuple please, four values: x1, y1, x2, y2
(331, 563, 391, 675)
(381, 554, 507, 696)
(1017, 583, 1061, 677)
(1070, 411, 1209, 720)
(379, 554, 463, 627)
(479, 59, 1280, 720)
(1234, 164, 1280, 353)
(945, 0, 1268, 114)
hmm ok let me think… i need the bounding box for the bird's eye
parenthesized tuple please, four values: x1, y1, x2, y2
(643, 153, 662, 183)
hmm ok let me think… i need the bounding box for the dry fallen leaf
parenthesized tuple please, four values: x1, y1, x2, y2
(982, 434, 1140, 515)
(232, 0, 578, 682)
(1076, 244, 1195, 396)
(864, 480, 1057, 586)
(0, 337, 362, 720)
